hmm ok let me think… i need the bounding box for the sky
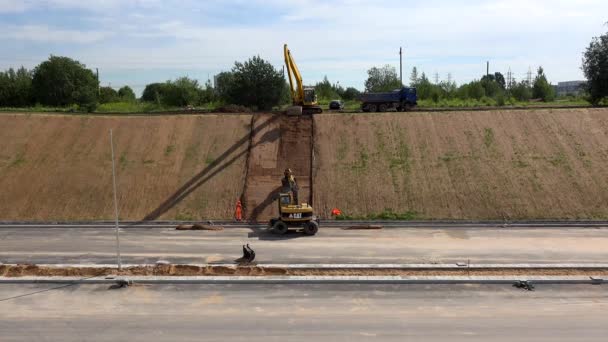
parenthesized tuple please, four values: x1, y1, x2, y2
(0, 0, 607, 95)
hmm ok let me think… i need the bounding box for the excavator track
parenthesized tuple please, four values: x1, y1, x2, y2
(302, 106, 323, 115)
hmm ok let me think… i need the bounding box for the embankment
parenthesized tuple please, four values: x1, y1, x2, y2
(3, 108, 608, 221)
(0, 113, 252, 220)
(313, 108, 608, 219)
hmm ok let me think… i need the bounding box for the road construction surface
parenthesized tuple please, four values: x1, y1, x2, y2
(0, 284, 606, 341)
(0, 226, 606, 265)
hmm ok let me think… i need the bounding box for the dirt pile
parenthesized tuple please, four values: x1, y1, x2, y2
(314, 108, 608, 219)
(1, 264, 607, 277)
(242, 114, 313, 221)
(0, 113, 252, 220)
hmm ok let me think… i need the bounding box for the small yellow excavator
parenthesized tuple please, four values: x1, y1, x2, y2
(269, 192, 319, 236)
(284, 44, 323, 115)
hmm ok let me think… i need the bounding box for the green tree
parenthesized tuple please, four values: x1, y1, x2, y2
(223, 56, 285, 110)
(0, 66, 33, 107)
(409, 67, 419, 87)
(532, 67, 555, 102)
(32, 56, 98, 110)
(99, 86, 118, 103)
(198, 79, 217, 104)
(511, 81, 532, 101)
(364, 65, 402, 92)
(341, 87, 361, 101)
(315, 76, 339, 101)
(582, 31, 608, 105)
(163, 77, 201, 106)
(118, 86, 136, 101)
(214, 72, 235, 102)
(142, 83, 169, 103)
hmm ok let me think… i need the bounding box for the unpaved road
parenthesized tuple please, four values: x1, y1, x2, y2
(0, 284, 606, 341)
(0, 226, 606, 265)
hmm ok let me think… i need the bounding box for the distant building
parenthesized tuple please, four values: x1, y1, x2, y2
(554, 81, 586, 96)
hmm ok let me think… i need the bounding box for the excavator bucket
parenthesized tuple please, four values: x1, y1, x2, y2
(286, 106, 303, 116)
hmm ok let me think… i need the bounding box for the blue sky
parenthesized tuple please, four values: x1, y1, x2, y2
(1, 0, 607, 95)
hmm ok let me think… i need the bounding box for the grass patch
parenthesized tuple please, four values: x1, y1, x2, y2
(335, 209, 417, 220)
(483, 128, 495, 148)
(351, 150, 369, 171)
(119, 152, 128, 169)
(142, 159, 155, 165)
(175, 211, 196, 221)
(439, 151, 459, 162)
(389, 141, 411, 170)
(512, 158, 530, 168)
(164, 145, 175, 156)
(336, 135, 348, 161)
(9, 152, 26, 167)
(205, 155, 215, 165)
(548, 151, 567, 167)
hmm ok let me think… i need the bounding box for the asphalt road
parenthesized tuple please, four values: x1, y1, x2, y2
(0, 226, 607, 265)
(0, 283, 606, 341)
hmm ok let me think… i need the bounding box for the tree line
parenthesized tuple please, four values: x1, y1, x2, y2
(1, 30, 606, 111)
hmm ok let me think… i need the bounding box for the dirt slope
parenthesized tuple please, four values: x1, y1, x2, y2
(0, 113, 251, 220)
(242, 114, 313, 221)
(313, 108, 608, 219)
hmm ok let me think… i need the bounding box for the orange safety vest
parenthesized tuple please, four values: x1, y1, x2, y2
(235, 200, 243, 221)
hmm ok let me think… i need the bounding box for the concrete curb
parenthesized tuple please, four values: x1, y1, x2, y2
(0, 275, 604, 285)
(0, 220, 607, 229)
(21, 263, 608, 269)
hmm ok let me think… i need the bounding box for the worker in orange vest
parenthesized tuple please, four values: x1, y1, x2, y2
(235, 200, 243, 221)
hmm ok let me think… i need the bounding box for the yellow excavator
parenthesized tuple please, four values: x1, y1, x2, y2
(284, 44, 323, 115)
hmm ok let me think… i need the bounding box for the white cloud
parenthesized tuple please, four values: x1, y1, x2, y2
(0, 0, 32, 12)
(2, 0, 607, 88)
(0, 25, 110, 43)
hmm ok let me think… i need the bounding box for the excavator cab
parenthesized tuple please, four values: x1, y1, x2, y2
(303, 87, 317, 104)
(269, 193, 319, 236)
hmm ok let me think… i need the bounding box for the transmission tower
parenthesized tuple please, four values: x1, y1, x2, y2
(434, 72, 439, 84)
(447, 73, 452, 84)
(506, 67, 512, 89)
(526, 67, 533, 85)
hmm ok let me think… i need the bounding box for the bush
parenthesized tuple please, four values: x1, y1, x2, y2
(142, 77, 201, 107)
(99, 87, 119, 104)
(532, 67, 555, 102)
(215, 104, 252, 113)
(118, 86, 136, 102)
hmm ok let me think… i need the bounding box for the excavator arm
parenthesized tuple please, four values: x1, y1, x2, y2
(284, 44, 304, 106)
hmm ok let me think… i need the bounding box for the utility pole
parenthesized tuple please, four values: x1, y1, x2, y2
(96, 68, 100, 96)
(109, 129, 122, 271)
(486, 61, 489, 77)
(399, 47, 403, 87)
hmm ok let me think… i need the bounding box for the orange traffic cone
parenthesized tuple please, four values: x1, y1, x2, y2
(235, 200, 243, 221)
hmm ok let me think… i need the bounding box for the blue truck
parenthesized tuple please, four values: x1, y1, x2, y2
(360, 87, 417, 112)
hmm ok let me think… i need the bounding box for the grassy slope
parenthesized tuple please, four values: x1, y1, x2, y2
(314, 108, 608, 220)
(0, 113, 252, 220)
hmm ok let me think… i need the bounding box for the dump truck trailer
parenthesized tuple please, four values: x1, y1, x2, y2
(361, 87, 417, 112)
